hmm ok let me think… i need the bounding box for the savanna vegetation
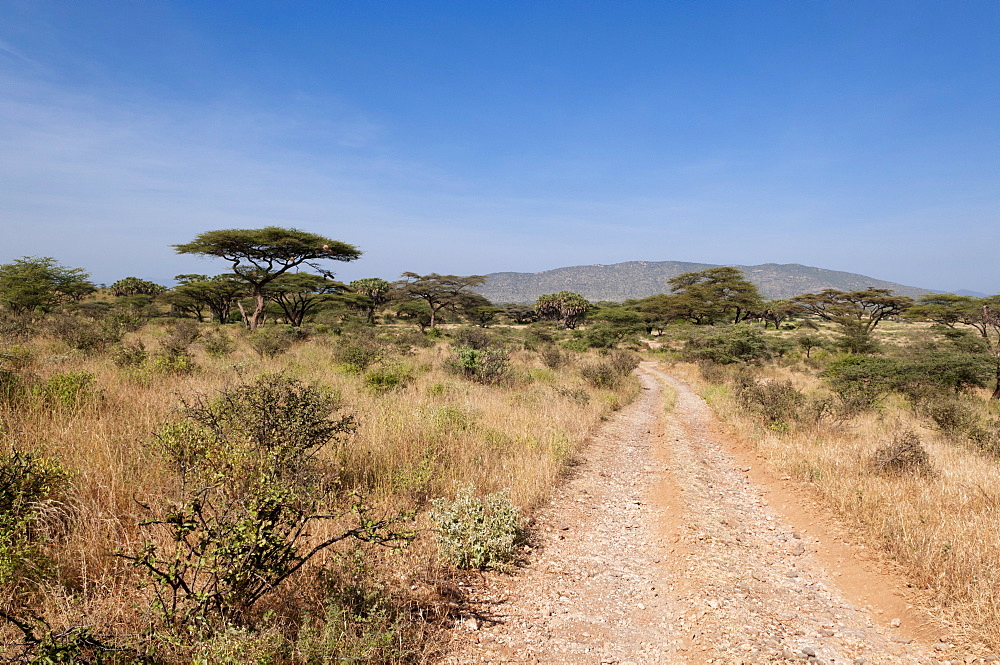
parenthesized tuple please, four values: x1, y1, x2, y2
(5, 234, 1000, 658)
(0, 231, 644, 663)
(648, 283, 1000, 649)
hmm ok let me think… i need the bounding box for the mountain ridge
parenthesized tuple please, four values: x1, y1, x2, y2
(475, 260, 935, 304)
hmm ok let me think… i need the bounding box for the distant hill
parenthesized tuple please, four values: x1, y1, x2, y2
(475, 261, 935, 304)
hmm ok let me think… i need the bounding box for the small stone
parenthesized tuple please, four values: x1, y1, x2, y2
(465, 617, 480, 631)
(853, 659, 866, 665)
(890, 618, 901, 628)
(802, 647, 817, 657)
(558, 522, 571, 531)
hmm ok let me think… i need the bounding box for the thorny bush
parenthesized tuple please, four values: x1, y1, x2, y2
(119, 374, 415, 633)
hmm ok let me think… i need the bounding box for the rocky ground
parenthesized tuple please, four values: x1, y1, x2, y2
(438, 362, 995, 664)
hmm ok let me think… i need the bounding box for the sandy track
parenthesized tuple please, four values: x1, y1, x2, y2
(439, 363, 983, 664)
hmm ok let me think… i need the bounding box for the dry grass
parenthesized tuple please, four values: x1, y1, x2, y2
(668, 358, 1000, 648)
(0, 323, 640, 661)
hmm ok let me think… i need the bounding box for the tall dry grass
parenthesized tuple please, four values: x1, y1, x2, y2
(0, 321, 640, 661)
(668, 359, 1000, 648)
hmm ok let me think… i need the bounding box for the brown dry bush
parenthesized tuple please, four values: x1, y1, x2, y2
(870, 428, 934, 476)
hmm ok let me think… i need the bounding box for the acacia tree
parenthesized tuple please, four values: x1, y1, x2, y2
(164, 274, 247, 324)
(174, 227, 360, 330)
(0, 256, 96, 314)
(264, 273, 346, 327)
(791, 288, 912, 353)
(978, 304, 1000, 399)
(666, 266, 762, 324)
(349, 278, 392, 324)
(392, 273, 487, 329)
(904, 293, 983, 329)
(535, 291, 591, 329)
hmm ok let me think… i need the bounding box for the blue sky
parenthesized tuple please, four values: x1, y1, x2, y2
(1, 1, 998, 293)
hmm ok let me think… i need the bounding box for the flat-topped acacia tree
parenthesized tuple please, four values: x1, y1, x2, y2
(174, 227, 360, 330)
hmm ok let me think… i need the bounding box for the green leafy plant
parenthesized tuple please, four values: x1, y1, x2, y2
(120, 374, 413, 631)
(364, 363, 414, 394)
(430, 485, 524, 571)
(0, 450, 70, 592)
(32, 371, 100, 410)
(447, 347, 510, 385)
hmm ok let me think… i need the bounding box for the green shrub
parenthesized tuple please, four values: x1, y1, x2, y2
(0, 450, 70, 590)
(247, 326, 301, 358)
(122, 375, 412, 631)
(538, 345, 565, 369)
(295, 554, 421, 663)
(430, 486, 524, 571)
(822, 356, 898, 414)
(447, 347, 511, 385)
(149, 350, 199, 375)
(921, 397, 979, 434)
(202, 329, 236, 357)
(191, 625, 287, 665)
(364, 363, 414, 394)
(110, 341, 148, 368)
(451, 326, 494, 350)
(32, 371, 100, 410)
(685, 324, 769, 364)
(335, 335, 387, 372)
(45, 314, 124, 352)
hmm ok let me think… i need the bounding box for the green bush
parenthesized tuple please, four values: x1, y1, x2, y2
(538, 345, 565, 369)
(295, 554, 421, 663)
(447, 347, 511, 385)
(0, 450, 70, 590)
(202, 329, 237, 357)
(110, 341, 148, 368)
(45, 314, 124, 352)
(247, 326, 302, 358)
(121, 375, 413, 632)
(451, 326, 494, 350)
(822, 356, 898, 414)
(364, 363, 414, 394)
(430, 486, 524, 571)
(921, 397, 979, 434)
(32, 371, 100, 410)
(685, 324, 769, 364)
(335, 334, 388, 372)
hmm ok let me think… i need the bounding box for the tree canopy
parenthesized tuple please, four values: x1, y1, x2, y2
(264, 273, 346, 327)
(791, 288, 912, 353)
(174, 227, 360, 329)
(0, 256, 96, 314)
(666, 266, 762, 325)
(392, 273, 487, 329)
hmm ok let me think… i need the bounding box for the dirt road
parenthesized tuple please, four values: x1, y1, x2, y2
(440, 362, 987, 664)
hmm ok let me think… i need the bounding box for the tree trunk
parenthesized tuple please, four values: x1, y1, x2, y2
(993, 360, 1000, 400)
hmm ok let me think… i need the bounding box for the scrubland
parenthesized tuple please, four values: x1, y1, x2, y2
(0, 317, 639, 663)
